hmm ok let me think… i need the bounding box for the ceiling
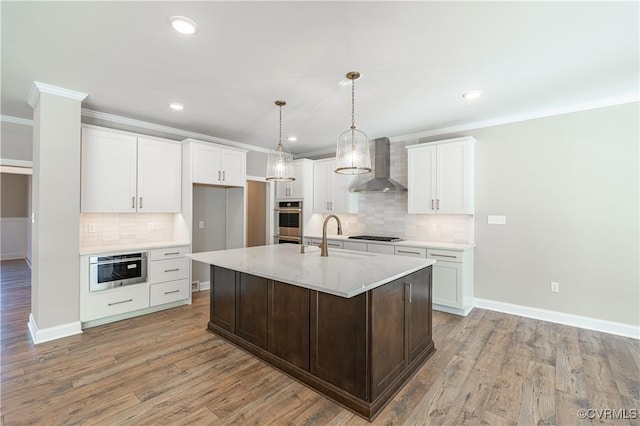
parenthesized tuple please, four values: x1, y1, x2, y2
(2, 1, 638, 156)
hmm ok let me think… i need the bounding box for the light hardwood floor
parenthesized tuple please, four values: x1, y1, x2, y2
(1, 259, 638, 425)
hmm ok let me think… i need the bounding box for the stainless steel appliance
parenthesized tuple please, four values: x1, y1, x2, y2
(89, 252, 148, 292)
(347, 235, 404, 242)
(276, 201, 302, 244)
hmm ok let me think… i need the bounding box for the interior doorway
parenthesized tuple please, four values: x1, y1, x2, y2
(0, 169, 32, 264)
(246, 179, 269, 247)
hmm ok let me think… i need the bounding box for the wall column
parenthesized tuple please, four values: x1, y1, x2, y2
(27, 82, 87, 344)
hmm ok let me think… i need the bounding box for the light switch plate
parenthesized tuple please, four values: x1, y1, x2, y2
(488, 215, 506, 225)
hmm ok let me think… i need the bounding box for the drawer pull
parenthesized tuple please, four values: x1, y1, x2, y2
(163, 252, 180, 256)
(430, 253, 457, 259)
(164, 290, 180, 295)
(404, 283, 412, 303)
(398, 250, 421, 255)
(164, 268, 180, 272)
(328, 244, 340, 247)
(108, 299, 133, 306)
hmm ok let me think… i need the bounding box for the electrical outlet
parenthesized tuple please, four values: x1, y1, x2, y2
(199, 221, 205, 229)
(551, 281, 560, 293)
(88, 223, 96, 233)
(488, 215, 507, 225)
(148, 222, 154, 231)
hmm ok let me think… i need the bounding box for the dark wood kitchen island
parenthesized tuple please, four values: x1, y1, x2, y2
(189, 244, 436, 421)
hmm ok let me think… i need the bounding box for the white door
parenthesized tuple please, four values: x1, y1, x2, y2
(220, 149, 246, 187)
(437, 141, 467, 214)
(193, 144, 222, 185)
(331, 171, 358, 214)
(137, 138, 182, 212)
(81, 128, 137, 212)
(313, 159, 332, 213)
(407, 145, 437, 214)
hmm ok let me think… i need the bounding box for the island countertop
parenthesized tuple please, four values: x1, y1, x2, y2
(187, 244, 435, 298)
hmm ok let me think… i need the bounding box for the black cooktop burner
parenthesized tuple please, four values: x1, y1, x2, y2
(348, 235, 404, 242)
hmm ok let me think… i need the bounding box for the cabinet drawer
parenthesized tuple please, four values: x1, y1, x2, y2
(149, 246, 189, 260)
(343, 241, 367, 252)
(367, 243, 395, 255)
(150, 279, 190, 307)
(150, 257, 189, 283)
(427, 248, 463, 263)
(395, 246, 427, 258)
(84, 285, 149, 321)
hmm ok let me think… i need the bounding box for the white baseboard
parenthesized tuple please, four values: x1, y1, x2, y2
(198, 280, 210, 291)
(474, 298, 640, 339)
(28, 313, 82, 344)
(433, 303, 474, 316)
(1, 253, 25, 261)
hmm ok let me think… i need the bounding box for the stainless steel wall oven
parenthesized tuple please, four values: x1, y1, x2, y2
(276, 201, 302, 244)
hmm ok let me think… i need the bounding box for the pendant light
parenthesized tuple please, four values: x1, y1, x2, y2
(266, 100, 295, 181)
(335, 71, 372, 175)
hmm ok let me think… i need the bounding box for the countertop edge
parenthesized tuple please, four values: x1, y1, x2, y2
(304, 235, 475, 251)
(80, 241, 190, 256)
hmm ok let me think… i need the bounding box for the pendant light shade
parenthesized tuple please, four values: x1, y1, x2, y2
(266, 100, 295, 182)
(335, 71, 372, 175)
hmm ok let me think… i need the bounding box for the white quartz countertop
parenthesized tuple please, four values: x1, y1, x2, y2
(187, 244, 435, 298)
(304, 234, 475, 251)
(79, 241, 189, 256)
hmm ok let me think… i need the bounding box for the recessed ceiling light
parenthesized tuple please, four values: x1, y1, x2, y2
(169, 16, 198, 35)
(462, 90, 482, 100)
(169, 103, 184, 111)
(288, 136, 297, 142)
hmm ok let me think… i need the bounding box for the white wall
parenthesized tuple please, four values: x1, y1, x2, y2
(1, 121, 33, 161)
(424, 102, 639, 327)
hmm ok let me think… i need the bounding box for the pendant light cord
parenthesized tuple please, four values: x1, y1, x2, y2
(278, 103, 283, 149)
(351, 77, 356, 130)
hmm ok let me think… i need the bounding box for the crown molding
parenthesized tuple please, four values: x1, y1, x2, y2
(81, 109, 271, 154)
(0, 115, 33, 126)
(27, 82, 88, 108)
(388, 93, 640, 143)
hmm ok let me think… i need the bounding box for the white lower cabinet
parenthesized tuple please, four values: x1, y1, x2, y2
(84, 285, 150, 322)
(149, 246, 190, 307)
(150, 279, 190, 307)
(343, 241, 367, 252)
(426, 248, 474, 315)
(366, 243, 395, 255)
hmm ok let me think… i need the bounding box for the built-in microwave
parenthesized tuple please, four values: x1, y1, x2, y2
(89, 252, 148, 292)
(276, 201, 302, 244)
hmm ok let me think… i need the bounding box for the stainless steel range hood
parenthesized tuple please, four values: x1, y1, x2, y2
(350, 137, 407, 193)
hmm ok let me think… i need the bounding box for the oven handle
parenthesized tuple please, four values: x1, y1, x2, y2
(274, 208, 302, 212)
(90, 257, 146, 265)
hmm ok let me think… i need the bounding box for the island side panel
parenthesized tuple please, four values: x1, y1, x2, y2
(310, 291, 369, 400)
(268, 281, 310, 371)
(235, 272, 268, 349)
(210, 266, 236, 332)
(407, 266, 433, 363)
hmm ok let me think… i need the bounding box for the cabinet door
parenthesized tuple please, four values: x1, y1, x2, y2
(370, 276, 407, 400)
(288, 161, 306, 199)
(313, 160, 331, 213)
(276, 180, 292, 199)
(431, 261, 461, 308)
(193, 144, 222, 185)
(210, 266, 236, 332)
(310, 291, 368, 399)
(220, 149, 246, 187)
(407, 145, 436, 214)
(405, 267, 433, 364)
(137, 138, 182, 212)
(268, 281, 310, 370)
(235, 272, 268, 349)
(81, 127, 137, 212)
(331, 172, 358, 214)
(437, 141, 469, 214)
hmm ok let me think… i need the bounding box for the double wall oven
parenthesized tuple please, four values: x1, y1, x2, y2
(275, 201, 302, 244)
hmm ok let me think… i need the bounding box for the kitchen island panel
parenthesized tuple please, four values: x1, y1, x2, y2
(210, 266, 236, 332)
(236, 272, 268, 349)
(268, 281, 310, 370)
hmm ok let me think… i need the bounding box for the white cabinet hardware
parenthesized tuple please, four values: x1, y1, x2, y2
(406, 136, 475, 214)
(191, 142, 246, 187)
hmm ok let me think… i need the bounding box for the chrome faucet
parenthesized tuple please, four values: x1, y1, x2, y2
(320, 214, 343, 257)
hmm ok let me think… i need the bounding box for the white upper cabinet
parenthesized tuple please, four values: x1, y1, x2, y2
(406, 137, 475, 214)
(313, 158, 358, 214)
(276, 159, 313, 200)
(191, 142, 246, 187)
(81, 126, 181, 213)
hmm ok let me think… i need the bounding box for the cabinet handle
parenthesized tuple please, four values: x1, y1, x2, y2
(431, 199, 435, 210)
(328, 243, 340, 247)
(164, 290, 180, 295)
(139, 197, 143, 209)
(398, 250, 421, 255)
(132, 197, 136, 209)
(437, 199, 440, 210)
(164, 268, 180, 272)
(218, 171, 221, 181)
(164, 252, 180, 256)
(430, 253, 457, 259)
(222, 171, 226, 181)
(404, 283, 412, 303)
(108, 299, 133, 306)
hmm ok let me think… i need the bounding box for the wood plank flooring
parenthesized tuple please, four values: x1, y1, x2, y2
(1, 259, 638, 425)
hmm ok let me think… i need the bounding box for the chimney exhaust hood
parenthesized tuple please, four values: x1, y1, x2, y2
(350, 137, 407, 193)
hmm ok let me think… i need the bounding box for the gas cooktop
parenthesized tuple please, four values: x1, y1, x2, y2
(347, 235, 404, 242)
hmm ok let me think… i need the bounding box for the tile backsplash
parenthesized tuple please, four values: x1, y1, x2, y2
(80, 213, 177, 248)
(310, 138, 474, 244)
